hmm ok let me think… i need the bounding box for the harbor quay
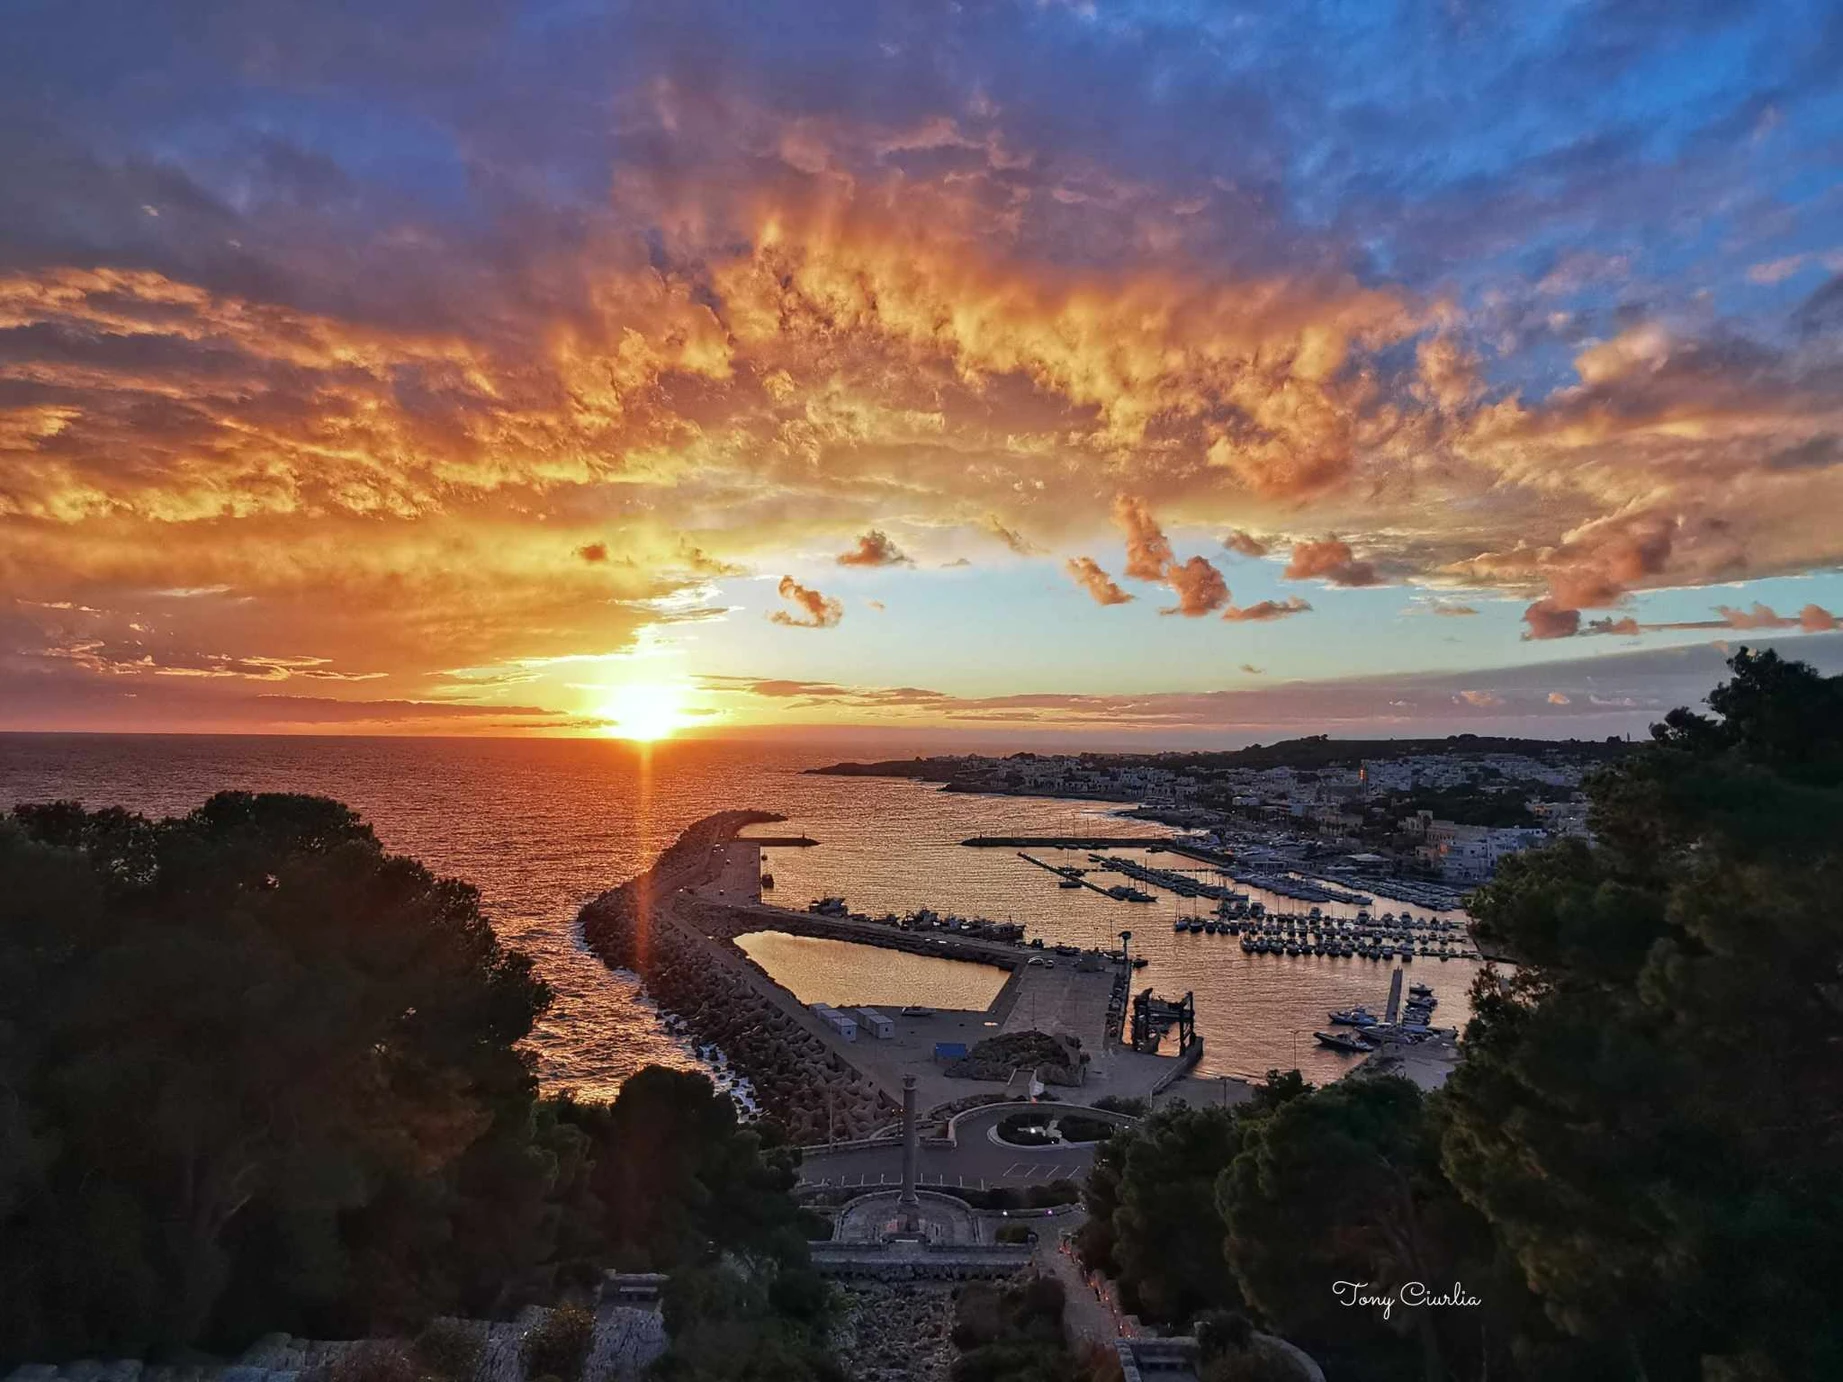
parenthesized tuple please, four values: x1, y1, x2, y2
(688, 834, 1200, 1115)
(577, 812, 1213, 1153)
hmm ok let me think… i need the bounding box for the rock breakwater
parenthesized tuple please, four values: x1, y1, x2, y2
(577, 812, 889, 1142)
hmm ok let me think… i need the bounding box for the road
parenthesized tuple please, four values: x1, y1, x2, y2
(798, 1105, 1102, 1190)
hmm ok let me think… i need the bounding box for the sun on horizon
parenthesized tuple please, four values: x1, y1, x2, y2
(597, 681, 693, 742)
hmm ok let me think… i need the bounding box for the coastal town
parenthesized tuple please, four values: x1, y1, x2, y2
(816, 734, 1628, 890)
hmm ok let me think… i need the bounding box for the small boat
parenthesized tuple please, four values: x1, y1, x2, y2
(899, 1006, 936, 1017)
(1315, 1029, 1378, 1054)
(1329, 1006, 1378, 1027)
(760, 873, 775, 889)
(1131, 956, 1149, 968)
(1187, 920, 1204, 933)
(1059, 877, 1083, 888)
(1173, 918, 1188, 932)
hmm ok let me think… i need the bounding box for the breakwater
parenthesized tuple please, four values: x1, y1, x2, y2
(577, 812, 889, 1142)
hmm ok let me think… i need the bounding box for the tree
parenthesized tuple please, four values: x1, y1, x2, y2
(0, 793, 833, 1372)
(0, 793, 554, 1358)
(1078, 1102, 1245, 1326)
(1441, 649, 1843, 1380)
(654, 1261, 841, 1382)
(1220, 1076, 1534, 1382)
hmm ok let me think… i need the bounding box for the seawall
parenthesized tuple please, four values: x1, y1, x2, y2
(577, 812, 890, 1142)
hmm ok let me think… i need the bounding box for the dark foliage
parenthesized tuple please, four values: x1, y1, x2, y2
(1053, 1114, 1116, 1144)
(1443, 649, 1843, 1380)
(520, 1304, 593, 1382)
(949, 1276, 1093, 1382)
(1076, 1101, 1244, 1325)
(1074, 651, 1843, 1382)
(0, 793, 830, 1374)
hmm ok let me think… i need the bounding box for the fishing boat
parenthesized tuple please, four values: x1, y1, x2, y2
(1328, 1006, 1379, 1027)
(1314, 1029, 1378, 1054)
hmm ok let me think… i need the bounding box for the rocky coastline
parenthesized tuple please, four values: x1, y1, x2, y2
(577, 812, 889, 1143)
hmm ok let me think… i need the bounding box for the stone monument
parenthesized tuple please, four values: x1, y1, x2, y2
(898, 1073, 920, 1232)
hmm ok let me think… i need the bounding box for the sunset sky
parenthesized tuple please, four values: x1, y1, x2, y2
(3, 0, 1842, 742)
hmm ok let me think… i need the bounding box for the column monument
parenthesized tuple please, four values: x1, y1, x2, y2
(898, 1073, 920, 1231)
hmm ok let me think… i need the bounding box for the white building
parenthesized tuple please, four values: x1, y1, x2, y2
(810, 1003, 858, 1042)
(854, 1007, 895, 1039)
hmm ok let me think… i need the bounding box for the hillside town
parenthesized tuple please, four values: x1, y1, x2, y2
(816, 735, 1631, 888)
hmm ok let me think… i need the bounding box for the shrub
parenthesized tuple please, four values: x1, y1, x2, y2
(1054, 1114, 1114, 1144)
(324, 1343, 419, 1382)
(1091, 1095, 1148, 1117)
(521, 1303, 595, 1382)
(1024, 1180, 1080, 1208)
(413, 1321, 484, 1382)
(1194, 1310, 1254, 1360)
(997, 1112, 1054, 1146)
(1200, 1341, 1310, 1382)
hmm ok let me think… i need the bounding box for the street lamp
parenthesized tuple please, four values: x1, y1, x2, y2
(1119, 929, 1133, 967)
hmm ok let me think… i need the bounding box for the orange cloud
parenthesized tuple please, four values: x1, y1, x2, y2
(1161, 555, 1230, 617)
(1112, 495, 1174, 582)
(836, 529, 911, 567)
(1065, 557, 1133, 606)
(1283, 537, 1381, 587)
(1224, 530, 1270, 557)
(769, 576, 843, 628)
(1522, 599, 1582, 640)
(1713, 602, 1796, 630)
(1221, 597, 1312, 622)
(984, 516, 1036, 555)
(1800, 603, 1840, 632)
(1583, 615, 1642, 637)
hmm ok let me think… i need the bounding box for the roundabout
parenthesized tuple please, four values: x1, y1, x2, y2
(988, 1107, 1126, 1149)
(799, 1098, 1140, 1193)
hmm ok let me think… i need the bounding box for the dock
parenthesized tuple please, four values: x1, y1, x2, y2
(1016, 851, 1119, 898)
(963, 835, 1172, 849)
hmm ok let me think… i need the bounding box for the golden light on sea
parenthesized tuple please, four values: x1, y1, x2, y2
(597, 681, 691, 742)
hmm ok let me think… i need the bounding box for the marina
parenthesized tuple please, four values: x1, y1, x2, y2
(753, 815, 1484, 1084)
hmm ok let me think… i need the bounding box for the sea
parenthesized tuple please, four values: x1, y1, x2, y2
(0, 734, 1483, 1091)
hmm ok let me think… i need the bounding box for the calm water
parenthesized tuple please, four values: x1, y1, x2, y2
(735, 931, 1010, 1010)
(0, 734, 1479, 1087)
